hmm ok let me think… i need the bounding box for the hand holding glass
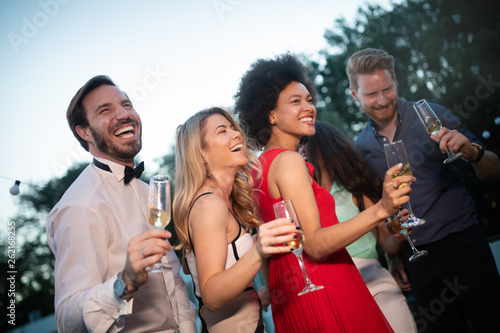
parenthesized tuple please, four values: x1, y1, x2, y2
(273, 200, 324, 296)
(384, 140, 425, 228)
(388, 216, 428, 262)
(413, 99, 462, 163)
(146, 175, 171, 273)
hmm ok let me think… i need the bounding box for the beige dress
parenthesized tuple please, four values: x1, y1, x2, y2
(185, 192, 265, 333)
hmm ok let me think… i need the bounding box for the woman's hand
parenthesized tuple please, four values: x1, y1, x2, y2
(255, 218, 299, 258)
(380, 163, 415, 217)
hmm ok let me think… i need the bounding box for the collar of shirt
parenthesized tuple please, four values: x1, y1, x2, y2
(93, 156, 131, 184)
(93, 156, 149, 223)
(368, 98, 406, 142)
(330, 181, 344, 195)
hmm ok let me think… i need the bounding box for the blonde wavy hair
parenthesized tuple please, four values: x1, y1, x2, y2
(173, 107, 262, 252)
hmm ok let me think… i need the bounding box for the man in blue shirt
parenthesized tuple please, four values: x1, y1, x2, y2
(347, 48, 500, 332)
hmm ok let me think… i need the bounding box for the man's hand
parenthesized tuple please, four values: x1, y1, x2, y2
(386, 209, 411, 242)
(386, 253, 412, 291)
(122, 229, 173, 292)
(433, 127, 476, 161)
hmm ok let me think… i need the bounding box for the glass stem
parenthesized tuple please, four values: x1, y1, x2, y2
(296, 253, 312, 286)
(406, 201, 416, 218)
(402, 230, 419, 254)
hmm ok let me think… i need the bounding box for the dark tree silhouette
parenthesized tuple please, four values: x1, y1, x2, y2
(309, 0, 500, 238)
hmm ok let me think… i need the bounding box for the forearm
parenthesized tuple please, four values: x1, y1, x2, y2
(201, 246, 264, 312)
(305, 202, 388, 259)
(472, 151, 500, 181)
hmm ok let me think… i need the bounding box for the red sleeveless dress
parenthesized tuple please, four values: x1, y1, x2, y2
(255, 149, 394, 333)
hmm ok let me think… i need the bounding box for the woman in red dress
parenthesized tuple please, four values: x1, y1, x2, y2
(234, 54, 414, 332)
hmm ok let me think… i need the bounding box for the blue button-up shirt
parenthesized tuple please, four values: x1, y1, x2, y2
(355, 98, 482, 246)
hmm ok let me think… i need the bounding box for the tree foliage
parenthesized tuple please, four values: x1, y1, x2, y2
(0, 162, 87, 329)
(309, 0, 500, 237)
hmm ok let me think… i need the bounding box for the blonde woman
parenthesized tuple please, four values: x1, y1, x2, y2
(173, 107, 297, 332)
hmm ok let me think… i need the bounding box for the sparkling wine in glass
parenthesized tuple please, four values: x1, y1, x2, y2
(388, 217, 428, 262)
(273, 199, 324, 296)
(146, 175, 171, 273)
(413, 99, 462, 164)
(384, 140, 426, 228)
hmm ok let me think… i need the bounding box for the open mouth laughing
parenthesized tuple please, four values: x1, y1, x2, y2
(230, 143, 243, 152)
(113, 125, 135, 139)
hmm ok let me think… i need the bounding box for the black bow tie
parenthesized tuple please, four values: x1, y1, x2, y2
(93, 159, 144, 185)
(124, 162, 144, 184)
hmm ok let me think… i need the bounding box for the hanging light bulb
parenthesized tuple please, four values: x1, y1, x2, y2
(10, 180, 20, 195)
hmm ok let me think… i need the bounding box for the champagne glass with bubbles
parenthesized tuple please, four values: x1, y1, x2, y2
(384, 140, 425, 228)
(413, 99, 462, 164)
(273, 199, 324, 296)
(146, 175, 171, 273)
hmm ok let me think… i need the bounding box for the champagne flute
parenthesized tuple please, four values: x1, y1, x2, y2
(273, 199, 324, 296)
(384, 140, 426, 228)
(413, 99, 462, 164)
(146, 175, 171, 273)
(388, 216, 428, 262)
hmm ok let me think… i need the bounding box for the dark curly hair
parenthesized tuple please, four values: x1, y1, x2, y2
(234, 53, 317, 148)
(303, 121, 382, 212)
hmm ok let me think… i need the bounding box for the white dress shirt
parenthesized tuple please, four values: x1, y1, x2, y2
(46, 157, 196, 332)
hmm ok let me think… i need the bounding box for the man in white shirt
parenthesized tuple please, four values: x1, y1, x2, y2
(46, 75, 197, 332)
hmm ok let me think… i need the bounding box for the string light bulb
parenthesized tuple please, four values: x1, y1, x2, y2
(10, 180, 20, 195)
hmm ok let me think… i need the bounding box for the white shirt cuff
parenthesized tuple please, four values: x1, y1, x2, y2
(96, 274, 133, 319)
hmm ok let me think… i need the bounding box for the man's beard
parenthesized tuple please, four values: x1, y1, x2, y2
(89, 121, 142, 160)
(372, 100, 397, 124)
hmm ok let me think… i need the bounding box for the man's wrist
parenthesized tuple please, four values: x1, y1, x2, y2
(468, 142, 485, 163)
(113, 271, 138, 301)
